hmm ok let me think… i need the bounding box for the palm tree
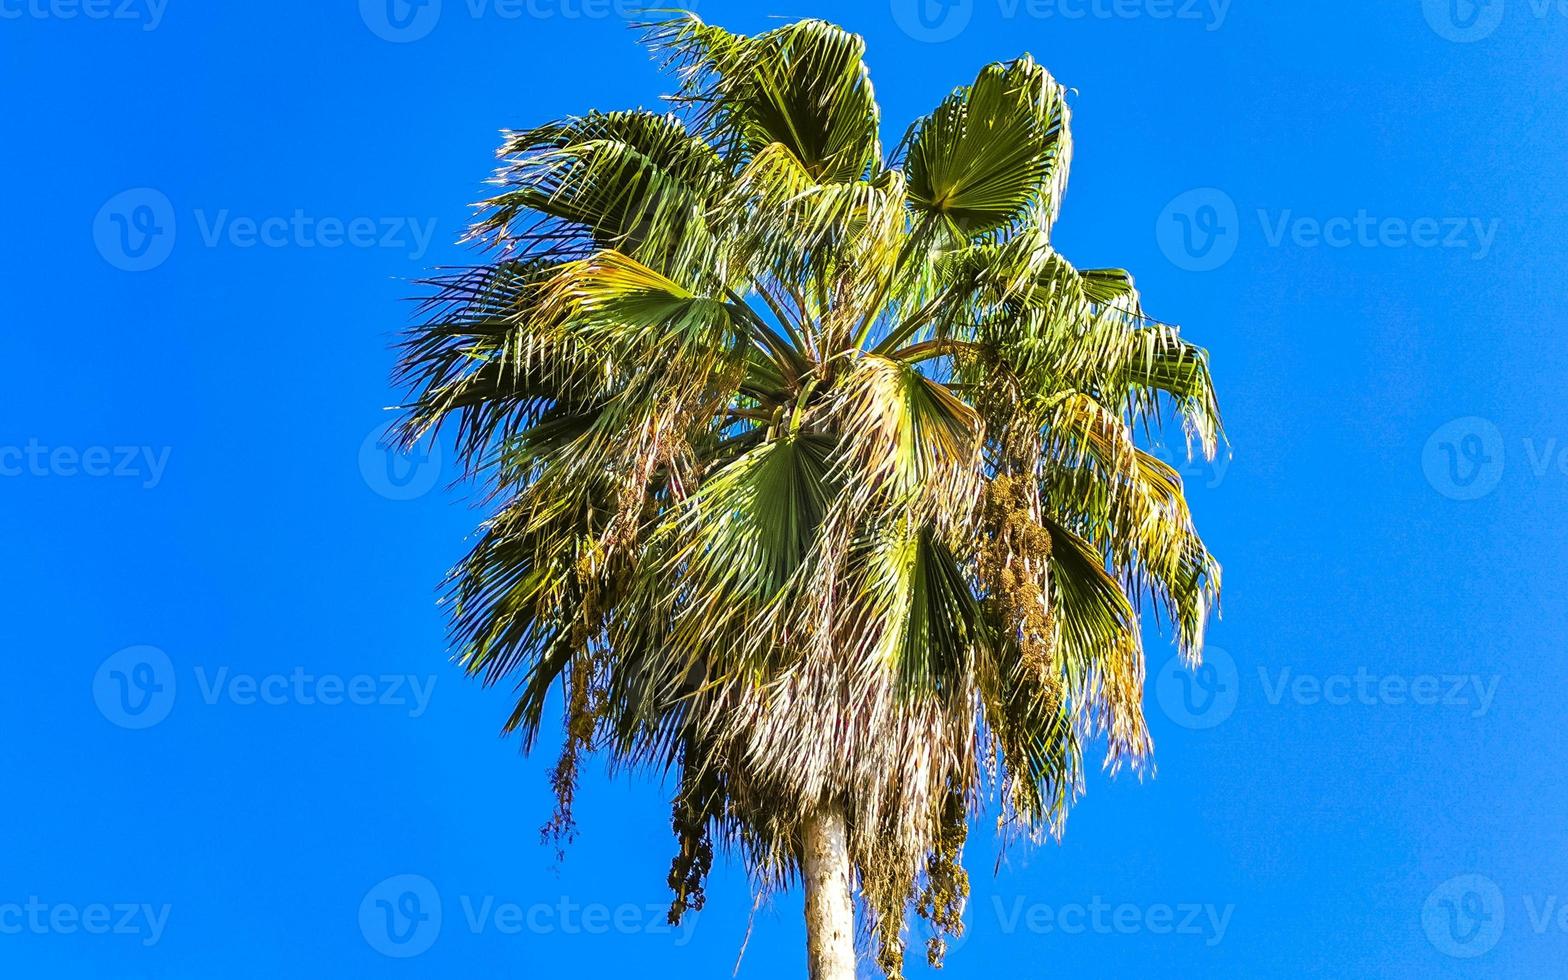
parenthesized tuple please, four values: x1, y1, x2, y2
(394, 12, 1223, 979)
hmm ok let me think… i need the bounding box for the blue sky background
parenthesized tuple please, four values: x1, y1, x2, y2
(5, 0, 1567, 975)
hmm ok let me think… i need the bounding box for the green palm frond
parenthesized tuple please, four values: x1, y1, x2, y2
(645, 13, 881, 182)
(473, 110, 723, 281)
(901, 56, 1072, 239)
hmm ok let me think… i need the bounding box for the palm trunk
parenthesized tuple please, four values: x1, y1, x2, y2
(802, 807, 856, 980)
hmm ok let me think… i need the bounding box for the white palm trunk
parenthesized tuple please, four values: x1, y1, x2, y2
(802, 808, 856, 980)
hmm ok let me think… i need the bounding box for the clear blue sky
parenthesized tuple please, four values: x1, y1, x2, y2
(5, 1, 1567, 976)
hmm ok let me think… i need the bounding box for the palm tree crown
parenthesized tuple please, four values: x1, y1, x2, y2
(395, 12, 1223, 977)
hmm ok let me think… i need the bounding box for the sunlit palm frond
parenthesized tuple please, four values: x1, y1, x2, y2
(900, 56, 1072, 240)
